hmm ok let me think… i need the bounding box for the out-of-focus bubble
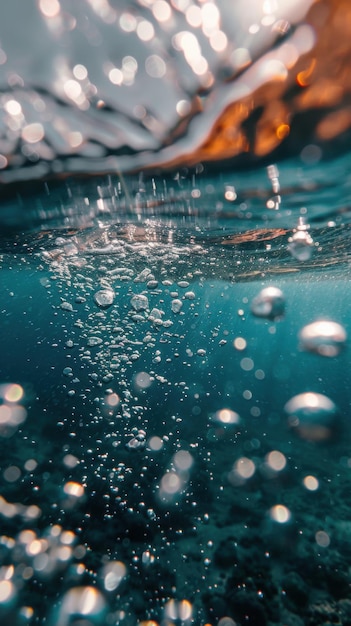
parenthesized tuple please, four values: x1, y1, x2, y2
(161, 472, 181, 495)
(266, 450, 287, 472)
(0, 386, 27, 437)
(218, 618, 238, 626)
(212, 408, 240, 426)
(0, 579, 15, 604)
(164, 599, 193, 623)
(148, 435, 163, 451)
(134, 371, 152, 390)
(63, 454, 80, 469)
(58, 586, 106, 625)
(101, 561, 126, 592)
(173, 450, 193, 472)
(63, 482, 85, 498)
(269, 504, 291, 524)
(303, 475, 319, 491)
(228, 457, 256, 486)
(105, 392, 120, 407)
(315, 530, 330, 548)
(299, 320, 347, 357)
(141, 550, 155, 567)
(158, 447, 194, 504)
(250, 286, 285, 320)
(263, 504, 296, 554)
(285, 392, 339, 441)
(62, 482, 85, 510)
(288, 229, 314, 261)
(233, 337, 247, 351)
(0, 383, 24, 403)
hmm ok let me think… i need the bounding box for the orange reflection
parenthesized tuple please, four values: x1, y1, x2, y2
(157, 0, 351, 169)
(296, 58, 316, 86)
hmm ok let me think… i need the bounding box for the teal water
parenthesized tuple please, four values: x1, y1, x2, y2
(1, 156, 351, 625)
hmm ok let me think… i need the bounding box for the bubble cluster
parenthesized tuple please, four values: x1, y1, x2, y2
(0, 384, 27, 437)
(2, 194, 351, 626)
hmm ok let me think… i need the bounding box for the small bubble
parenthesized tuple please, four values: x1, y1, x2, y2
(212, 409, 240, 425)
(148, 436, 163, 451)
(134, 371, 152, 390)
(63, 482, 85, 498)
(2, 383, 24, 403)
(303, 475, 319, 491)
(315, 530, 330, 547)
(233, 337, 247, 351)
(3, 465, 21, 482)
(266, 450, 286, 472)
(269, 504, 291, 523)
(240, 357, 254, 371)
(87, 336, 103, 347)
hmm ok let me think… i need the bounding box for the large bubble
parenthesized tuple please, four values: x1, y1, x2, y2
(250, 287, 285, 320)
(285, 392, 339, 442)
(299, 320, 347, 357)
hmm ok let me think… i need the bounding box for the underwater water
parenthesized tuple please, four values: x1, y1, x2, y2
(2, 1, 351, 625)
(2, 157, 351, 626)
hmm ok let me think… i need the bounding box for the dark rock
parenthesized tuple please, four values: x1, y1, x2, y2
(228, 590, 267, 626)
(282, 571, 309, 609)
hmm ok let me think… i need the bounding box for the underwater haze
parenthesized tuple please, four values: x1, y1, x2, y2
(1, 1, 351, 625)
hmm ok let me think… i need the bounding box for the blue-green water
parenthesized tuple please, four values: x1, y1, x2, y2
(2, 0, 351, 623)
(2, 156, 351, 626)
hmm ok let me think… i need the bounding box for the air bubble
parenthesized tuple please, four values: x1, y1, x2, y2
(171, 299, 183, 313)
(130, 294, 149, 311)
(288, 230, 314, 261)
(87, 336, 103, 347)
(93, 288, 115, 309)
(58, 586, 106, 622)
(60, 301, 73, 311)
(250, 287, 285, 320)
(285, 392, 339, 441)
(299, 320, 347, 357)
